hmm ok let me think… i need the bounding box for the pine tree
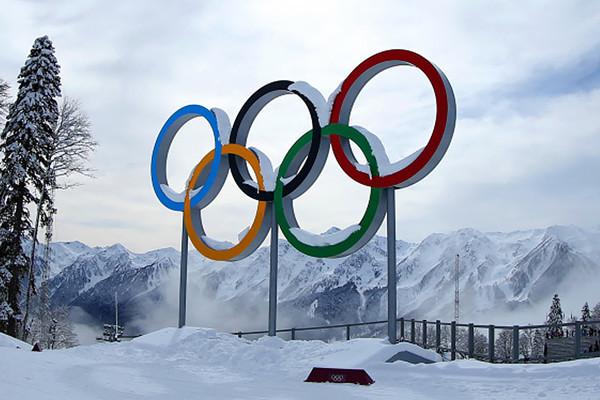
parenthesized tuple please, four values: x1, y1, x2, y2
(592, 302, 600, 320)
(0, 36, 61, 337)
(546, 294, 564, 338)
(581, 302, 591, 322)
(0, 79, 9, 123)
(519, 329, 533, 360)
(567, 314, 577, 336)
(473, 331, 487, 356)
(581, 302, 591, 334)
(0, 80, 11, 322)
(531, 329, 545, 359)
(496, 330, 513, 360)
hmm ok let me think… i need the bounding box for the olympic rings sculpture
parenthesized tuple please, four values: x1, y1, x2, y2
(151, 49, 456, 261)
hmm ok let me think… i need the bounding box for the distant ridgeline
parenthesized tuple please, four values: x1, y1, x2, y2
(40, 225, 600, 334)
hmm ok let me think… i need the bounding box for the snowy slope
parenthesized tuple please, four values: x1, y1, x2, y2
(44, 225, 600, 330)
(0, 327, 599, 400)
(0, 332, 29, 349)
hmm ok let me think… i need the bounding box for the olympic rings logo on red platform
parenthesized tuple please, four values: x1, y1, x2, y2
(151, 49, 456, 261)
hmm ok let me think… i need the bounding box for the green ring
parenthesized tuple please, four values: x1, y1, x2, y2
(274, 124, 384, 258)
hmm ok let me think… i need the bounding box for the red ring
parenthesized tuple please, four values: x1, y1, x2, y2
(330, 49, 450, 188)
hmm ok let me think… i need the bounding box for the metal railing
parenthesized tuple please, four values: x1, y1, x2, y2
(233, 318, 600, 363)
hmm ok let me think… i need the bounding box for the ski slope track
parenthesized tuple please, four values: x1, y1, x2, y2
(1, 328, 599, 399)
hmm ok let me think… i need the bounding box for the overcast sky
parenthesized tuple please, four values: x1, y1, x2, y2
(1, 1, 599, 252)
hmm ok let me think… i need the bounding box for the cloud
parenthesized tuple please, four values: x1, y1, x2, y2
(0, 1, 599, 251)
(129, 268, 301, 335)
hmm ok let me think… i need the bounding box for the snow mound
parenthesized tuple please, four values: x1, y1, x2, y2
(2, 326, 600, 399)
(129, 328, 439, 370)
(131, 326, 218, 346)
(0, 332, 29, 349)
(315, 339, 441, 368)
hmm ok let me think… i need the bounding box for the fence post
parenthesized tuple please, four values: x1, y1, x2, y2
(488, 325, 495, 362)
(400, 318, 405, 341)
(422, 320, 427, 348)
(575, 321, 581, 357)
(512, 325, 520, 362)
(435, 320, 441, 350)
(411, 319, 416, 343)
(291, 328, 296, 341)
(450, 321, 456, 361)
(237, 331, 242, 339)
(346, 325, 351, 341)
(468, 323, 474, 358)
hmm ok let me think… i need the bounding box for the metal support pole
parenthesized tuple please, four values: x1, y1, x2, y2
(422, 320, 428, 348)
(400, 318, 405, 341)
(575, 321, 581, 357)
(178, 215, 188, 328)
(115, 292, 119, 341)
(435, 320, 441, 350)
(512, 325, 520, 362)
(268, 205, 278, 337)
(488, 325, 495, 362)
(386, 188, 397, 344)
(451, 321, 457, 360)
(291, 328, 296, 341)
(346, 325, 351, 341)
(468, 323, 474, 358)
(411, 319, 416, 343)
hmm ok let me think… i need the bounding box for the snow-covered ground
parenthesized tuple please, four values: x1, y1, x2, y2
(1, 328, 599, 399)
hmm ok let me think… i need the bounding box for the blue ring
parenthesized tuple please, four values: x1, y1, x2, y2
(151, 105, 222, 211)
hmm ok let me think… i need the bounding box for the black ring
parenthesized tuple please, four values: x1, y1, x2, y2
(229, 80, 324, 201)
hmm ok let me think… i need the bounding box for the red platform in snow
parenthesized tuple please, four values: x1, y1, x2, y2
(304, 367, 375, 385)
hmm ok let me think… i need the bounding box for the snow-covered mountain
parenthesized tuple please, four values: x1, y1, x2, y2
(43, 225, 600, 331)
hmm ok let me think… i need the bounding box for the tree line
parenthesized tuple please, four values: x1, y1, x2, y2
(494, 295, 600, 361)
(0, 35, 96, 348)
(409, 295, 600, 361)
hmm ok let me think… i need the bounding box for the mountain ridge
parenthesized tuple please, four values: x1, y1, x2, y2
(40, 224, 600, 332)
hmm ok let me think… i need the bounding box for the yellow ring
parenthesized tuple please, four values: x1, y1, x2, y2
(184, 144, 267, 261)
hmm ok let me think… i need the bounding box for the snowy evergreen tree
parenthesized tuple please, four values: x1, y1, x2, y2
(456, 327, 468, 352)
(454, 327, 487, 356)
(0, 36, 61, 337)
(581, 302, 591, 334)
(473, 331, 487, 356)
(581, 302, 591, 322)
(0, 79, 9, 123)
(565, 314, 577, 337)
(546, 294, 564, 338)
(592, 302, 600, 320)
(496, 330, 513, 360)
(519, 329, 533, 360)
(531, 329, 545, 359)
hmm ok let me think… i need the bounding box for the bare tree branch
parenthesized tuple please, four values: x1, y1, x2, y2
(50, 96, 98, 189)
